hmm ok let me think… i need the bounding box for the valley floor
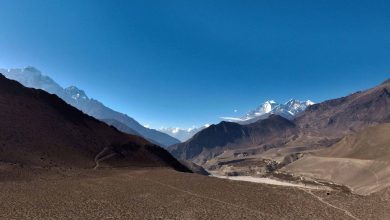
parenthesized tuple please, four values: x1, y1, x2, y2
(209, 172, 329, 190)
(0, 167, 389, 219)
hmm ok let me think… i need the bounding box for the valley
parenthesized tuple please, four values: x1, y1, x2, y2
(170, 79, 390, 196)
(1, 1, 389, 219)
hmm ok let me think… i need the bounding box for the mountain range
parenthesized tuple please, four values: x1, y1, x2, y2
(2, 69, 386, 218)
(160, 100, 313, 142)
(0, 67, 180, 147)
(171, 80, 390, 162)
(222, 99, 314, 124)
(0, 73, 188, 171)
(168, 78, 390, 194)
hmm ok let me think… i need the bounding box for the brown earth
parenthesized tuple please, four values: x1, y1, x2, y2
(0, 166, 389, 220)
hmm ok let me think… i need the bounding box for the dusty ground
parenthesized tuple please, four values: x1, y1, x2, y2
(0, 167, 389, 220)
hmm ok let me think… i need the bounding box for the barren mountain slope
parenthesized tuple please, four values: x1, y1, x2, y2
(295, 79, 390, 139)
(283, 123, 390, 195)
(318, 123, 390, 160)
(1, 67, 181, 147)
(0, 74, 188, 171)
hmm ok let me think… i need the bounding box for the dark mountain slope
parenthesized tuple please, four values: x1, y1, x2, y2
(1, 67, 180, 147)
(101, 119, 141, 136)
(169, 115, 298, 162)
(0, 73, 188, 172)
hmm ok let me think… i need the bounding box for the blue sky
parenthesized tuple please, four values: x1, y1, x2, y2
(0, 0, 389, 128)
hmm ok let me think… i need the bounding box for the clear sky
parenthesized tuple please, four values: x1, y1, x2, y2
(0, 0, 389, 128)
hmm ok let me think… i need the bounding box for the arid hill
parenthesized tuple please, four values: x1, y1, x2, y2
(0, 74, 188, 172)
(283, 123, 390, 195)
(318, 123, 390, 160)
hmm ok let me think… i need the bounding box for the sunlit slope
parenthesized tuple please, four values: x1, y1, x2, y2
(283, 124, 390, 195)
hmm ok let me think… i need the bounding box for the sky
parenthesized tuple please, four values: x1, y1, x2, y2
(0, 0, 389, 129)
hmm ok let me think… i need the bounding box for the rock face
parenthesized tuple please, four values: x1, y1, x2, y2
(0, 73, 189, 172)
(168, 115, 298, 164)
(1, 67, 180, 147)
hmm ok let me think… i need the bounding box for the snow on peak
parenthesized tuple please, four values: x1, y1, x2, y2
(158, 124, 210, 142)
(171, 127, 180, 134)
(222, 99, 315, 124)
(267, 100, 276, 104)
(64, 86, 88, 100)
(306, 100, 315, 106)
(1, 67, 63, 94)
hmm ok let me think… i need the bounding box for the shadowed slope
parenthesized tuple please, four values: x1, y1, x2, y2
(101, 118, 141, 136)
(1, 67, 181, 147)
(0, 74, 189, 172)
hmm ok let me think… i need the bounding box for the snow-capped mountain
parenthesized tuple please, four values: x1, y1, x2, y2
(0, 67, 180, 147)
(158, 124, 210, 142)
(242, 100, 279, 121)
(64, 86, 89, 101)
(222, 99, 314, 124)
(0, 67, 64, 95)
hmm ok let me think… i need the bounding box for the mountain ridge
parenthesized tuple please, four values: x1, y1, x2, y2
(0, 67, 180, 147)
(0, 73, 188, 171)
(168, 114, 298, 164)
